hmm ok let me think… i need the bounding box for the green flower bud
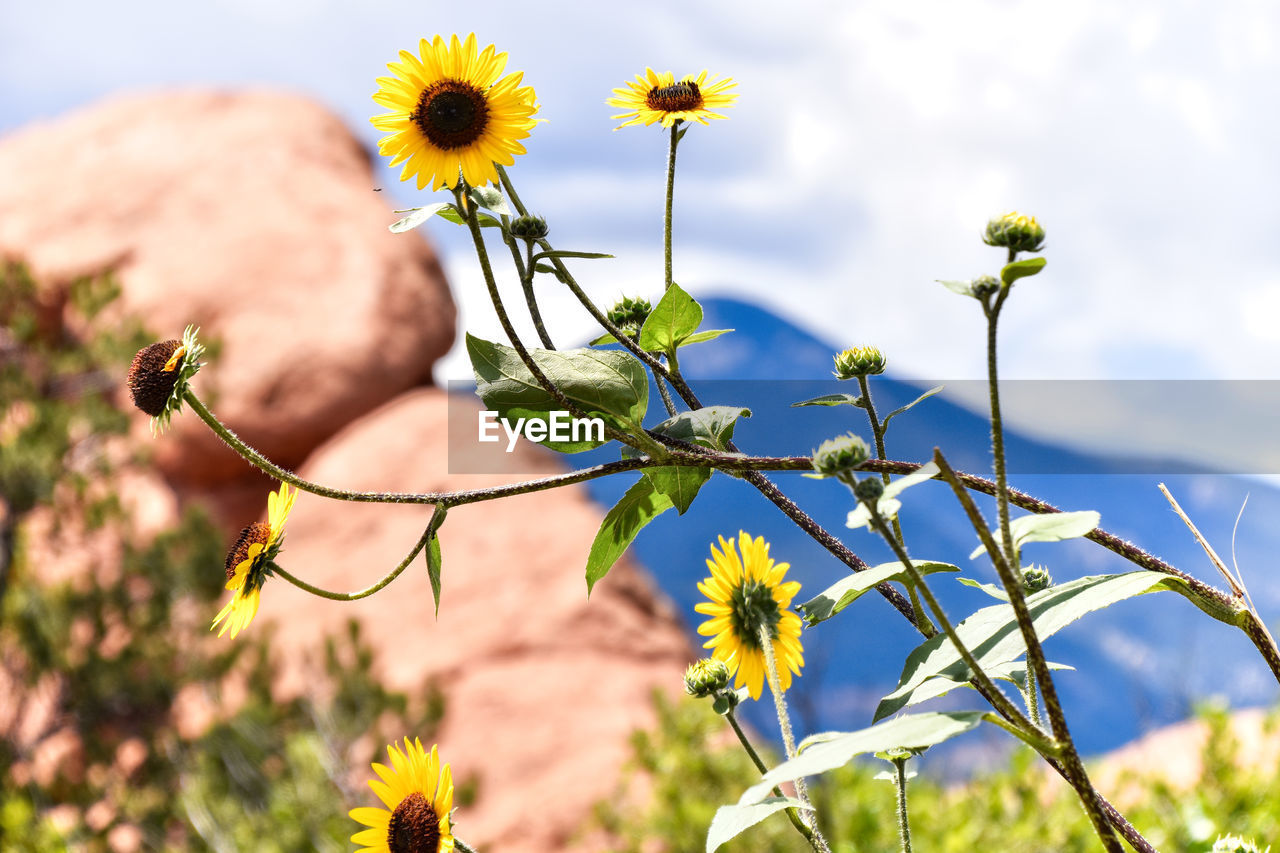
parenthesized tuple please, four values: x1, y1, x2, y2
(983, 211, 1045, 253)
(607, 295, 652, 334)
(684, 658, 731, 698)
(833, 346, 887, 380)
(853, 476, 885, 505)
(509, 214, 549, 240)
(1212, 835, 1269, 853)
(971, 275, 1001, 298)
(811, 433, 870, 479)
(1021, 565, 1053, 593)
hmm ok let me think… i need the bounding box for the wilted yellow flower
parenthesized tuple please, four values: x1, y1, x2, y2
(212, 482, 296, 639)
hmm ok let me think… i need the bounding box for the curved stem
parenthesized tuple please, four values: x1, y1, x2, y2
(724, 708, 822, 850)
(266, 520, 435, 601)
(664, 123, 680, 290)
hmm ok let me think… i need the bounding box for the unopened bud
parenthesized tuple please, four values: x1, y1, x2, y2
(684, 658, 731, 697)
(983, 211, 1045, 254)
(811, 433, 870, 479)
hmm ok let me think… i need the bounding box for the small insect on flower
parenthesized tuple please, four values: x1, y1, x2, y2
(695, 532, 804, 700)
(212, 482, 296, 639)
(350, 738, 456, 853)
(607, 68, 737, 129)
(371, 33, 540, 191)
(126, 325, 205, 434)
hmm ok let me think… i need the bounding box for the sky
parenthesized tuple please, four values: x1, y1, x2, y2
(4, 1, 1280, 410)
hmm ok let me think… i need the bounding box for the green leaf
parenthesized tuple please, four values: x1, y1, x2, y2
(589, 332, 620, 346)
(532, 262, 566, 281)
(529, 249, 615, 263)
(881, 386, 944, 433)
(846, 462, 939, 530)
(958, 577, 1009, 600)
(874, 571, 1194, 721)
(798, 561, 959, 626)
(1000, 257, 1047, 286)
(679, 328, 733, 346)
(639, 282, 702, 352)
(893, 660, 1075, 710)
(389, 203, 450, 233)
(466, 334, 648, 452)
(790, 393, 865, 409)
(706, 797, 809, 853)
(970, 510, 1100, 559)
(468, 185, 510, 216)
(424, 505, 448, 617)
(938, 279, 975, 296)
(585, 477, 674, 594)
(647, 406, 752, 452)
(738, 712, 986, 805)
(435, 207, 502, 228)
(644, 466, 711, 514)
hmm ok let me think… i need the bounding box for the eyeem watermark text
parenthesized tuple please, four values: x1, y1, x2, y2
(478, 410, 605, 452)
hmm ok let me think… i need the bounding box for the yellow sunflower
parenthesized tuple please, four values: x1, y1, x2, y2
(695, 532, 804, 700)
(607, 68, 737, 129)
(371, 33, 539, 191)
(211, 482, 296, 639)
(350, 739, 455, 853)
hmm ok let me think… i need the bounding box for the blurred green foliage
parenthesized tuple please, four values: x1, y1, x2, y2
(1, 263, 445, 850)
(594, 693, 1278, 853)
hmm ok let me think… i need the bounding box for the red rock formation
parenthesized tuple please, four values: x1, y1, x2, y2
(0, 90, 455, 492)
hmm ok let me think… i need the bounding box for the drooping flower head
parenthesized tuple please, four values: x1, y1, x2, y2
(126, 325, 205, 434)
(371, 33, 539, 191)
(212, 482, 296, 639)
(607, 68, 737, 130)
(695, 532, 803, 700)
(350, 738, 455, 853)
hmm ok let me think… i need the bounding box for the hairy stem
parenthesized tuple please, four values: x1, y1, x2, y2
(664, 123, 680, 290)
(892, 756, 912, 853)
(932, 449, 1121, 851)
(758, 623, 830, 852)
(724, 708, 822, 850)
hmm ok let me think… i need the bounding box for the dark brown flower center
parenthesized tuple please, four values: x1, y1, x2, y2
(127, 340, 182, 416)
(225, 522, 272, 581)
(411, 81, 490, 150)
(647, 80, 703, 113)
(387, 791, 441, 853)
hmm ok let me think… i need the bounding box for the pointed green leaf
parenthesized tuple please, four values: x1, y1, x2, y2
(530, 249, 615, 263)
(892, 660, 1075, 710)
(436, 207, 502, 228)
(881, 385, 944, 433)
(679, 328, 733, 346)
(639, 282, 702, 352)
(533, 262, 567, 281)
(939, 279, 976, 296)
(585, 477, 674, 594)
(644, 465, 711, 514)
(467, 334, 648, 453)
(970, 510, 1100, 559)
(957, 577, 1009, 600)
(1000, 257, 1047, 285)
(875, 571, 1192, 721)
(739, 712, 986, 805)
(424, 506, 448, 617)
(468, 185, 510, 216)
(706, 797, 809, 853)
(791, 393, 864, 408)
(798, 561, 959, 626)
(389, 203, 450, 233)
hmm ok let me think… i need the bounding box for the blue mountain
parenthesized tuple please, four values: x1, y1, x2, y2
(575, 297, 1280, 762)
